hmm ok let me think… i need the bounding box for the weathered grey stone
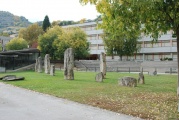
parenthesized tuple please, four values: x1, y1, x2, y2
(119, 76, 137, 87)
(37, 57, 43, 73)
(138, 72, 145, 84)
(44, 54, 50, 74)
(95, 72, 103, 82)
(153, 70, 157, 75)
(1, 75, 24, 81)
(35, 59, 38, 72)
(149, 70, 157, 76)
(100, 52, 106, 78)
(50, 65, 55, 76)
(64, 48, 74, 80)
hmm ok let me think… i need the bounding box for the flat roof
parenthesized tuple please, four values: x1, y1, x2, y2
(0, 48, 40, 55)
(62, 21, 102, 28)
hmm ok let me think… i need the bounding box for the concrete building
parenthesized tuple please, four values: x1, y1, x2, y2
(63, 22, 177, 61)
(0, 36, 12, 51)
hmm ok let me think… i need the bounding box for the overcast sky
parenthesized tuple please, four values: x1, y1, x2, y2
(0, 0, 99, 23)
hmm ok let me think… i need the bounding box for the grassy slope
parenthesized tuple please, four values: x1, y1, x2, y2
(0, 70, 178, 119)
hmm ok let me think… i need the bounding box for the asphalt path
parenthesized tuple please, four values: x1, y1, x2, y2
(0, 82, 142, 120)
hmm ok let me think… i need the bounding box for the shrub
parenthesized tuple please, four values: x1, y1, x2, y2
(6, 37, 28, 50)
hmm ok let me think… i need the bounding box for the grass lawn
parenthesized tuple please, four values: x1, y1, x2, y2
(0, 70, 178, 119)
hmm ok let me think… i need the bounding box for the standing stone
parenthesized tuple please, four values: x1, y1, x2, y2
(50, 65, 55, 76)
(95, 72, 103, 82)
(100, 52, 106, 78)
(119, 76, 137, 87)
(37, 57, 43, 73)
(35, 59, 38, 72)
(149, 68, 157, 76)
(138, 72, 145, 84)
(64, 48, 74, 80)
(44, 54, 50, 74)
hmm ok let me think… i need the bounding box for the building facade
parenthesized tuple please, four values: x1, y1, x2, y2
(0, 36, 12, 51)
(63, 22, 177, 61)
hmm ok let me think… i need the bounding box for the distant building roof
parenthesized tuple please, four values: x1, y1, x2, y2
(0, 48, 40, 55)
(0, 36, 12, 42)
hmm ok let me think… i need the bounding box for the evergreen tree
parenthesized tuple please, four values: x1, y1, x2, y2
(42, 15, 51, 32)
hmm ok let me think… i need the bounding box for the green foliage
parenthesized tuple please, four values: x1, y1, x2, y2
(6, 37, 28, 50)
(81, 0, 141, 60)
(18, 23, 44, 46)
(38, 26, 63, 59)
(80, 0, 179, 47)
(38, 26, 89, 60)
(1, 71, 178, 119)
(42, 15, 51, 32)
(59, 20, 77, 26)
(54, 27, 89, 60)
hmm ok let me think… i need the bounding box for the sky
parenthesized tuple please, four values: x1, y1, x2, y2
(0, 0, 100, 23)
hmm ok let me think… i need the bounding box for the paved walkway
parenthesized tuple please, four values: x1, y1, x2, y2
(0, 82, 142, 120)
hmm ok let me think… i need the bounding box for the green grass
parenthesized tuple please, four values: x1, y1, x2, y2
(0, 70, 179, 119)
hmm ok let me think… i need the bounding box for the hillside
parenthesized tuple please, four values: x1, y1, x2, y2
(0, 11, 32, 29)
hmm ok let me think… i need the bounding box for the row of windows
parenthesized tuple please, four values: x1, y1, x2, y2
(89, 44, 104, 50)
(79, 25, 96, 31)
(140, 40, 177, 48)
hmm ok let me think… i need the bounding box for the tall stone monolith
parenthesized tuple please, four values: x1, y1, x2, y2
(50, 65, 55, 76)
(35, 59, 38, 72)
(37, 57, 43, 73)
(100, 52, 106, 78)
(64, 48, 74, 80)
(44, 54, 50, 74)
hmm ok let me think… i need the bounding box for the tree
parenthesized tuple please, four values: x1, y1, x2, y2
(51, 20, 60, 27)
(54, 27, 89, 60)
(79, 18, 86, 23)
(38, 26, 63, 59)
(103, 31, 139, 60)
(6, 37, 28, 50)
(80, 0, 179, 109)
(18, 23, 44, 46)
(80, 0, 140, 61)
(42, 15, 51, 32)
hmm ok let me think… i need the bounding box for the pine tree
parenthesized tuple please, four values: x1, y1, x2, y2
(42, 15, 51, 32)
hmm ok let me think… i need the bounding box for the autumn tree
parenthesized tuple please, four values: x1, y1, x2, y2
(51, 20, 60, 27)
(80, 0, 179, 111)
(104, 32, 139, 60)
(18, 23, 44, 46)
(38, 26, 89, 60)
(6, 37, 28, 50)
(79, 18, 86, 23)
(54, 27, 89, 60)
(42, 15, 51, 32)
(80, 0, 140, 60)
(38, 26, 63, 59)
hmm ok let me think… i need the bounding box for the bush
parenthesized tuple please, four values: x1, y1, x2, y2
(6, 37, 28, 50)
(168, 58, 173, 61)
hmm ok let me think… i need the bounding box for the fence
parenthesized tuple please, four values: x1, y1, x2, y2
(76, 66, 178, 74)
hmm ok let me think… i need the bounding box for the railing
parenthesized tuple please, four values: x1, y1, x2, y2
(76, 66, 178, 74)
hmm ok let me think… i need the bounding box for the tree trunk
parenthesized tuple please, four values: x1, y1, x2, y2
(176, 29, 179, 97)
(176, 28, 179, 112)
